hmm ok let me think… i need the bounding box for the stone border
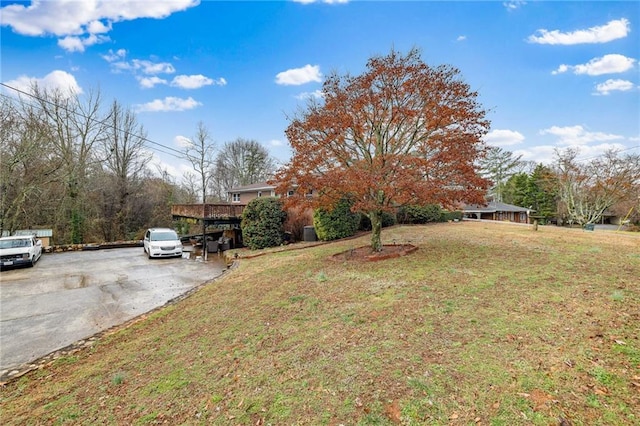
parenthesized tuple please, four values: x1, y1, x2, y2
(329, 244, 418, 262)
(44, 240, 142, 253)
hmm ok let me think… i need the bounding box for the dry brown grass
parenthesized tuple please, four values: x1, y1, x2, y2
(1, 222, 638, 425)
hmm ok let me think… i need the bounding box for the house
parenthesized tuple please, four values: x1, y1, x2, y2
(228, 182, 277, 204)
(462, 201, 531, 224)
(227, 181, 312, 204)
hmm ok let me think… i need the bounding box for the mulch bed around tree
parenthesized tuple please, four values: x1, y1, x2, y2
(330, 244, 417, 262)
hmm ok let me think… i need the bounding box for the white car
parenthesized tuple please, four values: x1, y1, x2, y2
(0, 235, 43, 268)
(143, 228, 183, 258)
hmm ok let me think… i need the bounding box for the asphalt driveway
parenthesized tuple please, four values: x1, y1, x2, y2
(0, 247, 226, 374)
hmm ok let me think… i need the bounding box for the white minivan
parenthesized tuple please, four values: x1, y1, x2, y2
(143, 228, 183, 258)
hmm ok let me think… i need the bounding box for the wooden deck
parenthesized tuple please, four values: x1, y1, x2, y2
(171, 203, 246, 220)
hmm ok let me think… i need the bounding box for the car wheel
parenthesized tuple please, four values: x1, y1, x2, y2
(29, 257, 35, 267)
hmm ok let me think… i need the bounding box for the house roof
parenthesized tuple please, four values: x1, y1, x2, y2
(227, 182, 275, 193)
(463, 201, 531, 213)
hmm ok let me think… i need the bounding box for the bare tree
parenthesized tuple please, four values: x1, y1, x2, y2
(180, 171, 200, 203)
(0, 96, 57, 234)
(182, 122, 216, 251)
(212, 138, 277, 200)
(183, 122, 216, 204)
(2, 84, 211, 244)
(96, 100, 152, 241)
(555, 148, 640, 226)
(31, 85, 107, 243)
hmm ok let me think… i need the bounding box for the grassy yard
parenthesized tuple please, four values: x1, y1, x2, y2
(1, 222, 638, 425)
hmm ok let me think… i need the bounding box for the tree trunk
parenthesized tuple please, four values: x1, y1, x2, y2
(369, 210, 383, 252)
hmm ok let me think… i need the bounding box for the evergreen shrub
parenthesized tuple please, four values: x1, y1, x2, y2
(313, 197, 360, 241)
(397, 204, 442, 224)
(241, 197, 287, 249)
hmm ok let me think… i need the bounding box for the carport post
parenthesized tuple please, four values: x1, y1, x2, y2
(202, 206, 207, 261)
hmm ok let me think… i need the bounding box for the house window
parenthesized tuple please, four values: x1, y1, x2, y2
(232, 193, 240, 202)
(257, 191, 262, 197)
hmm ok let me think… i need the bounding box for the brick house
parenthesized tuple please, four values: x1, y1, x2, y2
(462, 201, 532, 224)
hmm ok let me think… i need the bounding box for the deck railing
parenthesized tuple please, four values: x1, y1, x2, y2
(171, 204, 246, 219)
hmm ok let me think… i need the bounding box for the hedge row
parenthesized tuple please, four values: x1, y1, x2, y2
(242, 197, 463, 249)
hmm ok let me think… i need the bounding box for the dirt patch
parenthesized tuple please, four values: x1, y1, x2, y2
(330, 244, 417, 262)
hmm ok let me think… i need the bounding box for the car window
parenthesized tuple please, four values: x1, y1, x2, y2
(150, 231, 178, 241)
(0, 238, 30, 248)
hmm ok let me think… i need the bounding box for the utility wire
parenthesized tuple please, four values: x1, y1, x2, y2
(573, 144, 640, 163)
(0, 82, 186, 159)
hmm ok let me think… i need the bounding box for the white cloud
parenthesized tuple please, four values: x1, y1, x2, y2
(2, 70, 82, 98)
(275, 64, 322, 86)
(135, 96, 202, 112)
(174, 135, 193, 148)
(132, 59, 176, 75)
(294, 89, 325, 100)
(540, 125, 623, 146)
(138, 76, 168, 89)
(86, 20, 111, 34)
(456, 35, 467, 42)
(102, 51, 225, 90)
(528, 18, 630, 45)
(269, 139, 285, 147)
(106, 57, 176, 75)
(102, 48, 127, 62)
(594, 79, 636, 95)
(514, 143, 629, 165)
(147, 150, 190, 180)
(484, 129, 525, 147)
(171, 75, 213, 89)
(170, 74, 226, 89)
(57, 36, 85, 53)
(513, 145, 557, 164)
(512, 125, 629, 164)
(58, 33, 110, 52)
(552, 54, 636, 76)
(503, 1, 526, 11)
(552, 64, 569, 75)
(0, 0, 200, 51)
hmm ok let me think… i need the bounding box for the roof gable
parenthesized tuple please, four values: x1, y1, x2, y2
(227, 182, 275, 193)
(463, 201, 530, 213)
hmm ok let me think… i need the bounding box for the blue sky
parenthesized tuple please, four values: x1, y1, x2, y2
(2, 0, 639, 178)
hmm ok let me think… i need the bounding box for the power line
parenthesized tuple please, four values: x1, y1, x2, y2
(573, 144, 640, 163)
(0, 82, 186, 159)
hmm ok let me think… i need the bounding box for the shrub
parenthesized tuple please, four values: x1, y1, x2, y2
(397, 204, 442, 224)
(241, 197, 287, 249)
(313, 197, 360, 241)
(440, 210, 463, 222)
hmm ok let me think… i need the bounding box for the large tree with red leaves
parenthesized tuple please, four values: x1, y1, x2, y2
(274, 48, 490, 251)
